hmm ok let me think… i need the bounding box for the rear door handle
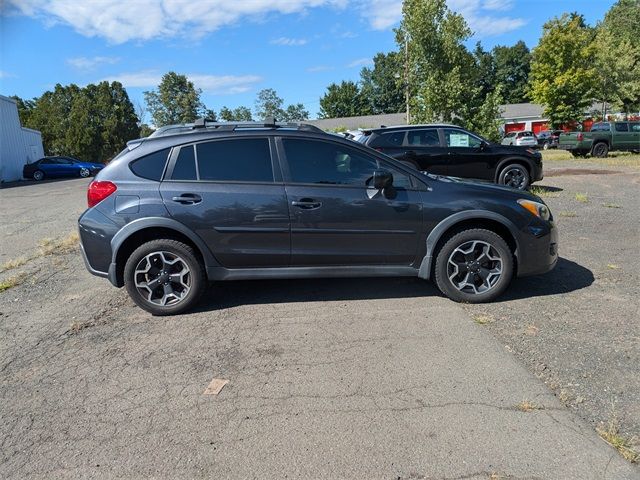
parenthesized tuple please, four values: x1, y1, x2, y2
(292, 199, 322, 209)
(172, 193, 202, 205)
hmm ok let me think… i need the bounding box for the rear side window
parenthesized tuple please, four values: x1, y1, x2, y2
(631, 123, 640, 132)
(171, 145, 197, 180)
(614, 123, 629, 132)
(407, 129, 440, 146)
(196, 138, 273, 182)
(369, 131, 405, 148)
(130, 148, 170, 181)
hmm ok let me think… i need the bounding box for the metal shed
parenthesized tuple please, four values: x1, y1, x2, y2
(0, 94, 44, 183)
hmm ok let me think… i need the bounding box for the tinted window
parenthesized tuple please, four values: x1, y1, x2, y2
(283, 138, 412, 188)
(630, 123, 640, 132)
(592, 123, 610, 132)
(370, 131, 405, 148)
(130, 148, 170, 181)
(40, 158, 53, 164)
(197, 138, 273, 182)
(444, 129, 482, 148)
(407, 129, 440, 146)
(614, 123, 629, 132)
(171, 145, 197, 180)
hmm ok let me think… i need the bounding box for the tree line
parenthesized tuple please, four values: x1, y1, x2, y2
(11, 0, 638, 161)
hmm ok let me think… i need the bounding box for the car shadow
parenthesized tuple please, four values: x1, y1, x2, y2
(499, 257, 594, 301)
(528, 184, 563, 193)
(194, 257, 592, 311)
(196, 276, 439, 311)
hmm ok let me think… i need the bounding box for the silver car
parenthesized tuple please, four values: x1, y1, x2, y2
(502, 131, 538, 147)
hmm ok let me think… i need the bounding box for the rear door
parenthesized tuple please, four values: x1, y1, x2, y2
(160, 137, 291, 268)
(278, 137, 423, 266)
(403, 128, 449, 174)
(613, 122, 633, 150)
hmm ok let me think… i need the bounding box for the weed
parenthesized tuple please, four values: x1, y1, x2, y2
(473, 313, 494, 325)
(529, 186, 560, 198)
(559, 211, 578, 217)
(38, 231, 79, 256)
(516, 400, 543, 412)
(607, 264, 621, 270)
(602, 202, 621, 208)
(575, 192, 589, 203)
(0, 273, 27, 293)
(0, 257, 28, 273)
(597, 418, 639, 463)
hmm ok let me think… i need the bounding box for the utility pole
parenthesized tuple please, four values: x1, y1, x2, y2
(404, 37, 410, 124)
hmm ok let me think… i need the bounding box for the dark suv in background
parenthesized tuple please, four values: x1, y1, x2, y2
(79, 119, 557, 315)
(359, 124, 542, 190)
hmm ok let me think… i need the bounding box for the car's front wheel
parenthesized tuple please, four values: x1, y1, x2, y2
(543, 142, 550, 150)
(498, 164, 530, 190)
(32, 170, 45, 181)
(434, 228, 514, 303)
(124, 239, 207, 316)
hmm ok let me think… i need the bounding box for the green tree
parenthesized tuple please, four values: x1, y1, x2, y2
(139, 124, 155, 137)
(529, 14, 598, 128)
(359, 51, 404, 114)
(219, 106, 253, 121)
(10, 96, 36, 126)
(318, 81, 369, 118)
(395, 0, 471, 123)
(493, 40, 531, 104)
(254, 88, 285, 120)
(144, 72, 205, 127)
(282, 103, 309, 121)
(594, 0, 640, 115)
(472, 43, 496, 101)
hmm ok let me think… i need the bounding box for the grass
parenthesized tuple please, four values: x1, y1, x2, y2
(575, 192, 589, 203)
(528, 186, 560, 198)
(607, 264, 621, 270)
(597, 418, 639, 463)
(473, 313, 494, 325)
(602, 202, 621, 208)
(541, 150, 640, 167)
(559, 211, 578, 217)
(0, 273, 27, 293)
(516, 400, 543, 412)
(38, 231, 79, 256)
(0, 256, 29, 273)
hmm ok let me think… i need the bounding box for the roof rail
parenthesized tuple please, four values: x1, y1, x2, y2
(188, 117, 326, 134)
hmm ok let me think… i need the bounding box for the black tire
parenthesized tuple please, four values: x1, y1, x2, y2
(543, 141, 550, 150)
(591, 142, 609, 158)
(434, 228, 514, 304)
(124, 239, 206, 316)
(498, 163, 530, 190)
(32, 170, 45, 181)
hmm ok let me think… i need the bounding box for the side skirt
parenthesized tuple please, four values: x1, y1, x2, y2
(206, 265, 420, 281)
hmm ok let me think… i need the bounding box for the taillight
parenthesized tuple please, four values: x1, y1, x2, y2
(87, 181, 117, 208)
(577, 133, 584, 141)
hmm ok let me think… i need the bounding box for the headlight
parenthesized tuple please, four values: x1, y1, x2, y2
(518, 199, 550, 221)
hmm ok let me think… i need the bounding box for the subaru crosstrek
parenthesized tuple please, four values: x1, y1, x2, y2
(78, 119, 558, 316)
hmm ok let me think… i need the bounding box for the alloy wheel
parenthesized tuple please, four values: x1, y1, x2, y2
(80, 167, 90, 177)
(502, 167, 527, 189)
(134, 251, 191, 306)
(447, 240, 503, 294)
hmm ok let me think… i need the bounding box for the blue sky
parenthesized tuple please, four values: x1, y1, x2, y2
(1, 0, 614, 120)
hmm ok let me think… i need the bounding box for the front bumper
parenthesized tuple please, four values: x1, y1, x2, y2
(516, 220, 558, 277)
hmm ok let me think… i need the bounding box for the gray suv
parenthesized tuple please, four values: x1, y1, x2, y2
(79, 119, 558, 315)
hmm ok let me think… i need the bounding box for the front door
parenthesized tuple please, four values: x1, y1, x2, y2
(443, 128, 496, 181)
(278, 137, 423, 266)
(160, 138, 290, 268)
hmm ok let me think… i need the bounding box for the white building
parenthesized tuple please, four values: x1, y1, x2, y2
(0, 94, 44, 183)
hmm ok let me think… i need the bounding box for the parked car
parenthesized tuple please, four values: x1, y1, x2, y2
(359, 124, 542, 190)
(501, 130, 538, 147)
(23, 156, 105, 181)
(78, 119, 558, 316)
(558, 121, 640, 157)
(536, 130, 564, 150)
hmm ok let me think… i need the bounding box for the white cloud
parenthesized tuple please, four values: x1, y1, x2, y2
(347, 58, 373, 68)
(306, 65, 334, 72)
(5, 0, 347, 44)
(270, 37, 308, 46)
(0, 70, 16, 78)
(482, 0, 514, 11)
(447, 0, 526, 36)
(101, 71, 262, 94)
(66, 56, 120, 71)
(357, 0, 403, 30)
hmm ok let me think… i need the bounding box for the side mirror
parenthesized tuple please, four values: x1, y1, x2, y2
(373, 169, 393, 190)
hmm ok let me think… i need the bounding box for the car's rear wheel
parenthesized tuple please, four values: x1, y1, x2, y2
(591, 142, 609, 158)
(434, 229, 514, 303)
(543, 142, 550, 150)
(498, 164, 530, 190)
(33, 170, 45, 181)
(79, 167, 91, 178)
(124, 239, 206, 316)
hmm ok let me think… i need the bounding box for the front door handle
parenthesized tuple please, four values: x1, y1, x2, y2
(172, 193, 202, 205)
(292, 198, 322, 209)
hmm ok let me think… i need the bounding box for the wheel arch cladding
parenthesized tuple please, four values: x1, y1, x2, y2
(418, 211, 519, 280)
(111, 218, 216, 287)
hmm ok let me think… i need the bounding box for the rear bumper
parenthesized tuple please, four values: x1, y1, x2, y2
(516, 221, 558, 277)
(78, 208, 119, 285)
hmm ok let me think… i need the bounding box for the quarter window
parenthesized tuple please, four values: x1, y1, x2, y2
(283, 138, 412, 188)
(444, 129, 482, 148)
(196, 138, 273, 182)
(614, 123, 629, 132)
(130, 148, 170, 181)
